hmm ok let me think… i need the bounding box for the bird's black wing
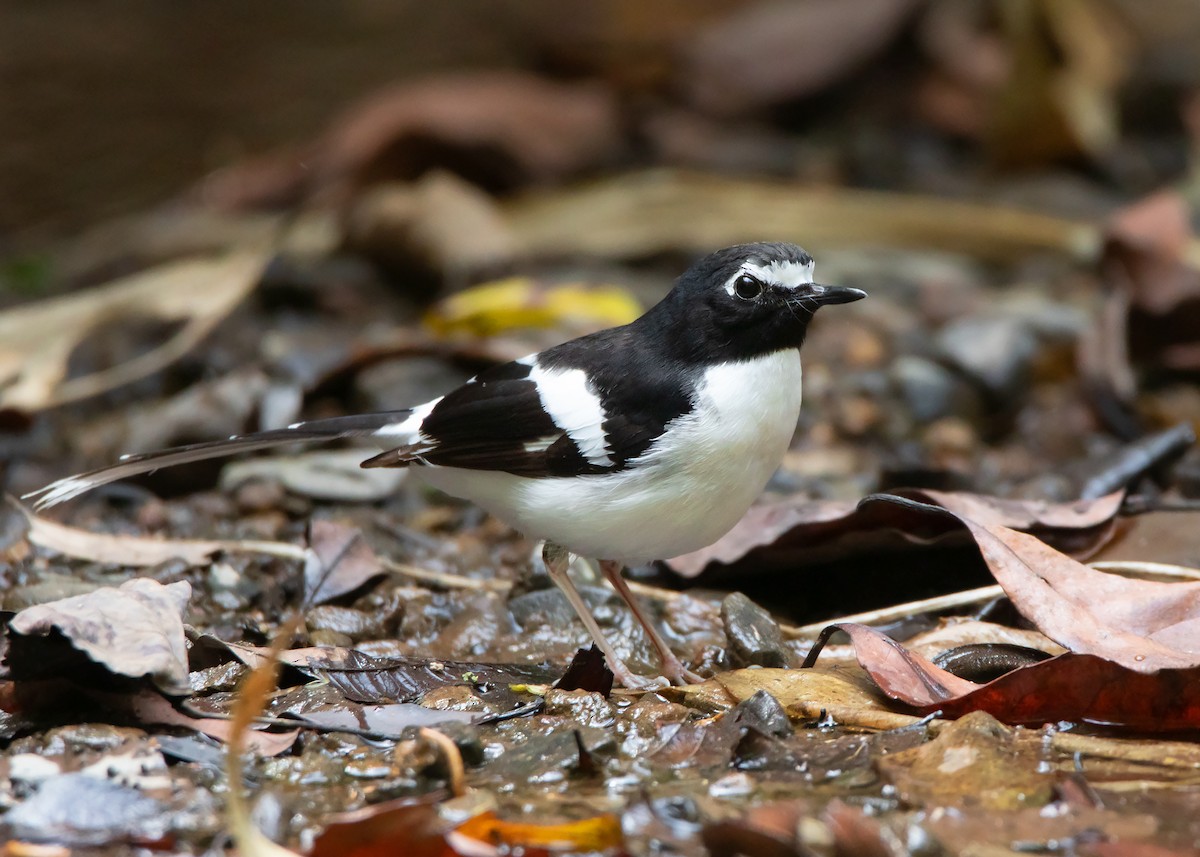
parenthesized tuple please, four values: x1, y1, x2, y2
(362, 359, 611, 477)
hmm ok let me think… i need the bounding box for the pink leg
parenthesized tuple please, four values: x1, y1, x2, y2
(600, 560, 704, 685)
(542, 543, 663, 690)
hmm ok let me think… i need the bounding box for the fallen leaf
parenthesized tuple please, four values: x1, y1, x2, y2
(808, 623, 1200, 731)
(423, 277, 642, 339)
(668, 489, 1121, 577)
(7, 579, 192, 694)
(682, 0, 920, 115)
(0, 252, 265, 413)
(344, 172, 516, 277)
(308, 795, 452, 857)
(18, 503, 305, 568)
(800, 623, 978, 705)
(715, 666, 926, 731)
(957, 518, 1200, 672)
(506, 170, 1100, 265)
(220, 449, 408, 503)
(283, 702, 474, 738)
(1103, 188, 1200, 373)
(304, 520, 386, 606)
(204, 71, 620, 211)
(125, 690, 297, 756)
(876, 711, 1055, 810)
(449, 811, 623, 855)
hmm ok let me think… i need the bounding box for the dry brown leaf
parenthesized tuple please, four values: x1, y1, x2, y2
(959, 519, 1200, 672)
(0, 252, 265, 413)
(877, 711, 1055, 810)
(716, 666, 926, 730)
(204, 72, 620, 211)
(682, 0, 919, 114)
(18, 503, 305, 568)
(7, 579, 191, 693)
(304, 520, 386, 606)
(344, 172, 516, 276)
(126, 691, 298, 757)
(668, 489, 1120, 577)
(506, 170, 1101, 265)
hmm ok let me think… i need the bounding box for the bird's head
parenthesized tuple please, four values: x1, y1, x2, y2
(657, 242, 867, 361)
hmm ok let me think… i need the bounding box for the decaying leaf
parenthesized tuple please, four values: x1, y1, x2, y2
(220, 449, 409, 503)
(876, 711, 1055, 810)
(1103, 187, 1200, 372)
(958, 518, 1200, 672)
(204, 71, 620, 211)
(17, 502, 305, 568)
(344, 172, 516, 277)
(808, 623, 1200, 731)
(423, 277, 642, 339)
(683, 0, 919, 114)
(668, 489, 1121, 577)
(506, 170, 1100, 265)
(7, 579, 192, 694)
(304, 519, 386, 606)
(715, 666, 927, 731)
(0, 252, 266, 413)
(449, 810, 624, 855)
(126, 690, 298, 757)
(801, 623, 978, 705)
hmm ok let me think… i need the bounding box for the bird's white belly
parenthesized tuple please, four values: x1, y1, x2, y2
(415, 350, 803, 563)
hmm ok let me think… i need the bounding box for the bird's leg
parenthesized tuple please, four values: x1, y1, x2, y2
(599, 560, 705, 686)
(541, 543, 664, 690)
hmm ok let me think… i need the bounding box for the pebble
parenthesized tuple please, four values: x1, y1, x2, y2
(543, 688, 616, 729)
(890, 355, 984, 425)
(720, 592, 790, 668)
(935, 315, 1037, 404)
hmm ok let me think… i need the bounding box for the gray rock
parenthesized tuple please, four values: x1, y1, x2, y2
(935, 315, 1038, 403)
(721, 592, 790, 668)
(890, 355, 985, 424)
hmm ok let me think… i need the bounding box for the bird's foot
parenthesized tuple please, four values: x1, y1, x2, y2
(660, 655, 706, 686)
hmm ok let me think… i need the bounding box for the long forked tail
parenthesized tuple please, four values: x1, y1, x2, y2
(23, 410, 414, 510)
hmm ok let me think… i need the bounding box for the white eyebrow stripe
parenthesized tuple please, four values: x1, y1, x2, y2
(725, 259, 815, 294)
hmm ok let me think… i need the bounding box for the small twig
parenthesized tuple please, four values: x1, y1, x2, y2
(381, 557, 512, 592)
(1078, 422, 1196, 499)
(1088, 561, 1200, 581)
(419, 727, 466, 798)
(780, 585, 1005, 639)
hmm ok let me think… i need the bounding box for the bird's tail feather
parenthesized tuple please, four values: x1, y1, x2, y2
(23, 410, 413, 510)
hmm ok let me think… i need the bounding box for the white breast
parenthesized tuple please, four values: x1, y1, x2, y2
(416, 349, 803, 563)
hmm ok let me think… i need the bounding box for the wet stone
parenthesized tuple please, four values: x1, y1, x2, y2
(306, 605, 387, 641)
(890, 355, 985, 425)
(543, 688, 617, 729)
(935, 315, 1038, 404)
(721, 592, 790, 668)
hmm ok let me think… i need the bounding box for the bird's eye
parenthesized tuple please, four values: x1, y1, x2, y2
(733, 274, 763, 300)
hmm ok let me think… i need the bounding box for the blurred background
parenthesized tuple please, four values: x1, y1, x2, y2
(5, 0, 1200, 521)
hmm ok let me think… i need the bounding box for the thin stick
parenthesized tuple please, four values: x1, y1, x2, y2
(380, 557, 511, 592)
(780, 586, 1006, 639)
(419, 727, 466, 798)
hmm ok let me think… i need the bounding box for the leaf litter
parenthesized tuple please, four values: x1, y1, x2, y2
(8, 5, 1200, 854)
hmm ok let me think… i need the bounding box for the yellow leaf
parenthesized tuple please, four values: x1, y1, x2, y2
(448, 811, 624, 853)
(424, 277, 641, 338)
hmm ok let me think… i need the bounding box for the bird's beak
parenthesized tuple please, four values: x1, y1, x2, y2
(806, 283, 867, 306)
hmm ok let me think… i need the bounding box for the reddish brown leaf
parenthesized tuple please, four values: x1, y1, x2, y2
(305, 520, 386, 605)
(802, 623, 978, 706)
(683, 0, 919, 115)
(956, 518, 1200, 672)
(668, 489, 1120, 577)
(925, 654, 1200, 732)
(808, 624, 1200, 731)
(7, 579, 192, 694)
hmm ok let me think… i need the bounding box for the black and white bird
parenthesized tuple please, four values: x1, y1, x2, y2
(27, 242, 865, 688)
